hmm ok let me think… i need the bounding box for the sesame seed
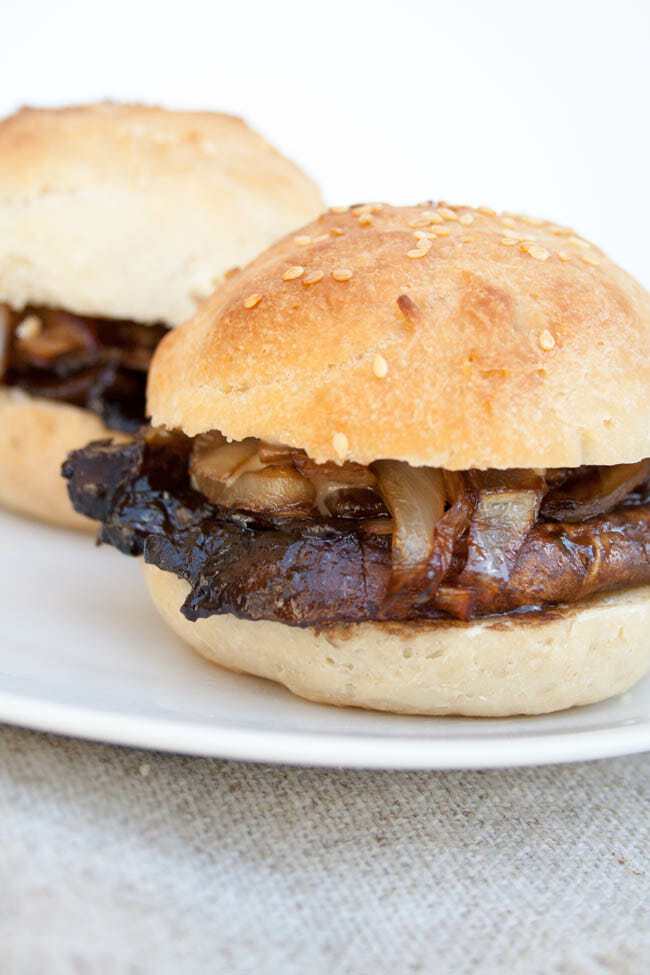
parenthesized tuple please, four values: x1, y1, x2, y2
(569, 236, 591, 249)
(332, 432, 349, 459)
(460, 235, 473, 243)
(478, 206, 496, 216)
(521, 215, 546, 227)
(294, 235, 312, 245)
(459, 213, 475, 225)
(502, 230, 535, 242)
(15, 315, 42, 340)
(550, 226, 574, 236)
(332, 268, 353, 281)
(501, 216, 517, 228)
(414, 230, 435, 239)
(581, 254, 600, 266)
(501, 237, 518, 246)
(437, 207, 458, 221)
(538, 329, 556, 350)
(524, 244, 550, 261)
(434, 226, 451, 236)
(303, 270, 324, 285)
(428, 212, 444, 224)
(330, 227, 345, 236)
(283, 265, 305, 281)
(557, 250, 572, 261)
(313, 233, 330, 242)
(373, 353, 389, 378)
(407, 247, 428, 258)
(244, 293, 262, 309)
(330, 205, 348, 213)
(358, 214, 373, 226)
(409, 217, 433, 229)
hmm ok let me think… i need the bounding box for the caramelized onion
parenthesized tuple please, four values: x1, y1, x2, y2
(257, 443, 299, 466)
(460, 474, 544, 589)
(210, 465, 315, 512)
(381, 474, 476, 614)
(190, 435, 315, 512)
(324, 487, 387, 520)
(425, 489, 475, 588)
(433, 586, 476, 621)
(373, 460, 446, 590)
(14, 309, 96, 365)
(190, 433, 252, 490)
(359, 517, 394, 536)
(0, 304, 11, 378)
(296, 457, 380, 517)
(467, 469, 547, 493)
(442, 470, 469, 504)
(189, 433, 650, 595)
(542, 460, 650, 522)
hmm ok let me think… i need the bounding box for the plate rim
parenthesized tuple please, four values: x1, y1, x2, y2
(1, 689, 649, 769)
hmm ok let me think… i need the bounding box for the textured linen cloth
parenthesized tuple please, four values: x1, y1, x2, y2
(0, 724, 649, 975)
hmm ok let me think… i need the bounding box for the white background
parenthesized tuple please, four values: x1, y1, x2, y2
(2, 0, 648, 283)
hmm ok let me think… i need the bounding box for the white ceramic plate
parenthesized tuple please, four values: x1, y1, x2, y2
(2, 509, 650, 769)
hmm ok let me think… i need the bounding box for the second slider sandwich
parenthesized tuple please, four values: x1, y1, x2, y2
(0, 103, 322, 528)
(64, 203, 650, 716)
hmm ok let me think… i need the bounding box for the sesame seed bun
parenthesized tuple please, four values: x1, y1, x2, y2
(149, 203, 650, 469)
(144, 563, 650, 716)
(0, 388, 128, 531)
(0, 102, 323, 326)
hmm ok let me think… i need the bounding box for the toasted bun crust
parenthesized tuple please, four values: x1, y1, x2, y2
(0, 389, 127, 530)
(149, 203, 650, 469)
(0, 103, 323, 325)
(145, 564, 650, 716)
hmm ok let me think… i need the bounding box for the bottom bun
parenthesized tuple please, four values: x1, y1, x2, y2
(0, 388, 125, 531)
(144, 563, 650, 716)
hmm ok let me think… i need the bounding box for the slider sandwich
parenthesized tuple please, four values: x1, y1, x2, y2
(64, 203, 650, 716)
(0, 103, 322, 528)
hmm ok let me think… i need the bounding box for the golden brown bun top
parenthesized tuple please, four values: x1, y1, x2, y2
(0, 103, 323, 325)
(148, 203, 650, 469)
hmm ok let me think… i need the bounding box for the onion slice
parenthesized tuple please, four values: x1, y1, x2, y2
(212, 465, 315, 513)
(0, 304, 11, 378)
(460, 473, 544, 590)
(541, 460, 650, 522)
(373, 460, 446, 591)
(190, 435, 314, 512)
(433, 585, 476, 621)
(15, 309, 95, 364)
(425, 489, 475, 588)
(296, 457, 380, 517)
(190, 434, 255, 488)
(190, 436, 387, 517)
